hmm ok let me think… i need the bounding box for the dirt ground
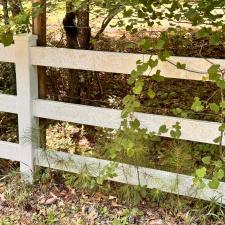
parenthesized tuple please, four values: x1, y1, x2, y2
(0, 175, 224, 225)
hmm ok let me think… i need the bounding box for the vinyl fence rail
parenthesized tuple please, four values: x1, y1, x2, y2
(0, 34, 225, 203)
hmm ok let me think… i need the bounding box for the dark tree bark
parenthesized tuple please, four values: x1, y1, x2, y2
(64, 1, 124, 102)
(65, 2, 82, 103)
(65, 2, 78, 49)
(32, 0, 46, 99)
(32, 0, 47, 148)
(76, 4, 91, 50)
(63, 1, 121, 102)
(64, 1, 91, 103)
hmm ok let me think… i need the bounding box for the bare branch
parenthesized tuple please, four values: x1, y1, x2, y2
(95, 6, 123, 40)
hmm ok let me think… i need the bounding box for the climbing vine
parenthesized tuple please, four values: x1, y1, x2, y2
(104, 0, 225, 193)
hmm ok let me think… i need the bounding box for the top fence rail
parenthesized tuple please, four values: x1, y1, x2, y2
(1, 43, 225, 81)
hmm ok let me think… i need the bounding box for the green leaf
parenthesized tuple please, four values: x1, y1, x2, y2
(133, 100, 141, 108)
(13, 12, 30, 24)
(148, 58, 158, 69)
(130, 119, 140, 129)
(193, 177, 206, 189)
(213, 160, 223, 168)
(209, 33, 221, 45)
(137, 63, 149, 73)
(122, 95, 140, 118)
(197, 27, 211, 38)
(214, 169, 224, 180)
(149, 132, 156, 141)
(175, 108, 182, 114)
(158, 125, 168, 134)
(128, 70, 138, 85)
(158, 50, 171, 61)
(202, 156, 211, 165)
(172, 107, 188, 118)
(214, 136, 222, 144)
(170, 122, 181, 139)
(152, 70, 165, 82)
(127, 147, 135, 157)
(147, 89, 156, 99)
(123, 9, 133, 17)
(208, 65, 220, 81)
(208, 178, 220, 189)
(0, 31, 13, 47)
(216, 79, 225, 89)
(220, 101, 225, 109)
(155, 39, 165, 49)
(191, 97, 204, 112)
(138, 38, 151, 51)
(196, 167, 207, 178)
(133, 79, 144, 95)
(136, 60, 142, 65)
(219, 124, 225, 132)
(121, 139, 134, 150)
(122, 95, 133, 105)
(176, 62, 186, 70)
(209, 103, 220, 113)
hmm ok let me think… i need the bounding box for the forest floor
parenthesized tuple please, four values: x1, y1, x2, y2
(0, 180, 183, 224)
(0, 172, 224, 225)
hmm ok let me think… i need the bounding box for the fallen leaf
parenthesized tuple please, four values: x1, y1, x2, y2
(44, 197, 58, 205)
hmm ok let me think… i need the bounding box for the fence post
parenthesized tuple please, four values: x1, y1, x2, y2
(14, 34, 38, 182)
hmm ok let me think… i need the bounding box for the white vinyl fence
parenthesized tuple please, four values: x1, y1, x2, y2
(0, 34, 225, 203)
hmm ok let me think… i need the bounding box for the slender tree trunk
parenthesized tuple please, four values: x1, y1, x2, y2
(65, 2, 81, 103)
(77, 2, 93, 101)
(65, 2, 78, 49)
(76, 3, 91, 49)
(65, 1, 102, 103)
(65, 1, 91, 103)
(32, 0, 47, 148)
(32, 0, 46, 99)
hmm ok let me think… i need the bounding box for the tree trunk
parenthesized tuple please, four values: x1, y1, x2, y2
(68, 1, 91, 103)
(77, 3, 93, 102)
(76, 3, 91, 49)
(32, 0, 46, 100)
(65, 2, 78, 49)
(32, 0, 47, 148)
(65, 2, 81, 103)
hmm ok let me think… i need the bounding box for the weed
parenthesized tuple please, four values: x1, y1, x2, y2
(63, 170, 96, 190)
(112, 208, 143, 225)
(118, 184, 147, 206)
(0, 218, 13, 225)
(161, 141, 194, 174)
(98, 206, 109, 216)
(43, 209, 59, 225)
(148, 189, 165, 205)
(3, 172, 32, 207)
(73, 219, 86, 225)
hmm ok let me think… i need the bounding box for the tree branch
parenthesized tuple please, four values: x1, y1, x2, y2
(95, 6, 123, 40)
